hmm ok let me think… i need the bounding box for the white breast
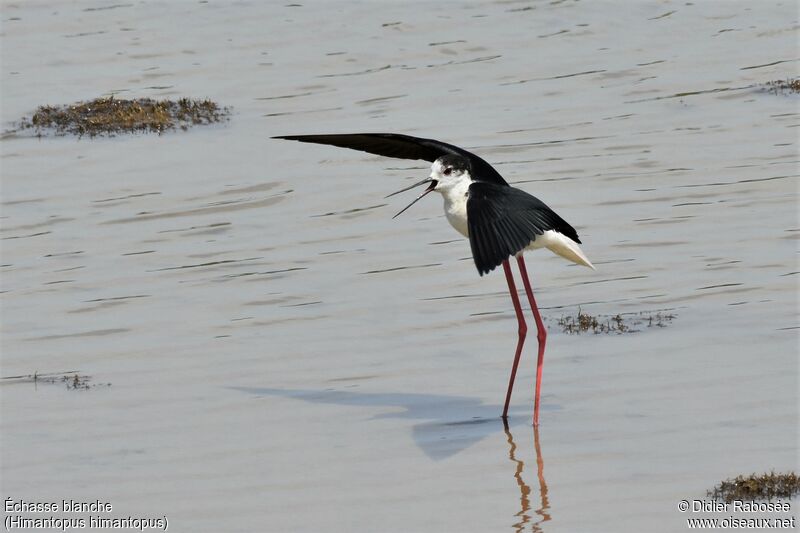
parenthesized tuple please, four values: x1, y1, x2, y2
(440, 178, 471, 238)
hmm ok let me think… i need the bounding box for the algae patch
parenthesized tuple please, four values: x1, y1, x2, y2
(708, 472, 800, 503)
(764, 78, 800, 95)
(558, 308, 675, 334)
(1, 370, 110, 390)
(17, 96, 229, 137)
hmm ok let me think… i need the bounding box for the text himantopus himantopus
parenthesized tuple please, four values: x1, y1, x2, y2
(274, 133, 594, 425)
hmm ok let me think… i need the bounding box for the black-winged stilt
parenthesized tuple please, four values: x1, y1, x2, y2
(273, 133, 594, 425)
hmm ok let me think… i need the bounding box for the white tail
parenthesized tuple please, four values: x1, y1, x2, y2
(528, 230, 596, 270)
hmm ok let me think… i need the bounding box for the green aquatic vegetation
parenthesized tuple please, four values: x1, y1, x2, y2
(18, 96, 229, 137)
(708, 472, 800, 503)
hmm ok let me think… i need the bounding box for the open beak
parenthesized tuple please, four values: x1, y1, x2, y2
(386, 177, 438, 219)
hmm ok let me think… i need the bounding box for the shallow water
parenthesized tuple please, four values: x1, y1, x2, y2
(1, 1, 798, 532)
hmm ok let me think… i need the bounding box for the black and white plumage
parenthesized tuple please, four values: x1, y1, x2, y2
(273, 132, 594, 426)
(274, 133, 593, 275)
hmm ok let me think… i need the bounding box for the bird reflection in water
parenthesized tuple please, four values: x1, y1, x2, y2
(504, 422, 550, 532)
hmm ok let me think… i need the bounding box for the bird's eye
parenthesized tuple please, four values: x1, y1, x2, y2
(443, 167, 452, 175)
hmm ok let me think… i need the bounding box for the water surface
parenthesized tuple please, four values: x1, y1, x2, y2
(1, 1, 797, 532)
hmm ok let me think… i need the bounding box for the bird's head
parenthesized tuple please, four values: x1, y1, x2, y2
(429, 154, 471, 191)
(387, 154, 472, 218)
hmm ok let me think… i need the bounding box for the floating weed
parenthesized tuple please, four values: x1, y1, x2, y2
(0, 371, 111, 390)
(708, 472, 800, 503)
(763, 78, 800, 95)
(17, 96, 229, 137)
(557, 308, 675, 334)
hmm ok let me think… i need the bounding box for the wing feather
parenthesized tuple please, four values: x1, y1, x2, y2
(467, 182, 581, 275)
(273, 133, 508, 186)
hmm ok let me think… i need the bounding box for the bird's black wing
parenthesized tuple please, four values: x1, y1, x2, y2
(466, 182, 581, 275)
(273, 133, 508, 186)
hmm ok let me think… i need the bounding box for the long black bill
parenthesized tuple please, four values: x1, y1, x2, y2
(387, 178, 437, 219)
(385, 176, 433, 198)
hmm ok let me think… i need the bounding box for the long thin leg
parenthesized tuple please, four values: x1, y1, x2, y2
(533, 425, 551, 524)
(502, 259, 527, 420)
(517, 255, 547, 426)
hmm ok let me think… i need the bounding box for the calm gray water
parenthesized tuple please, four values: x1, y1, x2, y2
(2, 1, 798, 532)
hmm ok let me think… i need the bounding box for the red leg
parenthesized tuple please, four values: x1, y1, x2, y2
(533, 425, 551, 523)
(517, 255, 547, 426)
(502, 259, 527, 420)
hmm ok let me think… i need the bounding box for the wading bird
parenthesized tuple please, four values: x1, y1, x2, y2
(273, 133, 594, 425)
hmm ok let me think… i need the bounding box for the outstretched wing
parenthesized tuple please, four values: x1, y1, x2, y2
(467, 182, 581, 275)
(273, 133, 508, 186)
